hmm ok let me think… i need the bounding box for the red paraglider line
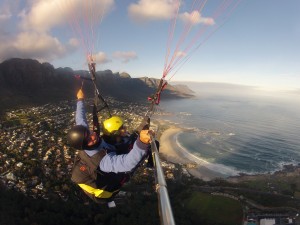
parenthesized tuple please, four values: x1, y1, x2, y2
(164, 0, 181, 78)
(83, 1, 91, 54)
(61, 0, 90, 56)
(168, 0, 207, 77)
(89, 0, 97, 54)
(84, 0, 97, 55)
(167, 0, 242, 81)
(164, 0, 208, 77)
(183, 0, 241, 58)
(164, 0, 196, 77)
(163, 0, 241, 80)
(182, 1, 223, 61)
(57, 0, 105, 61)
(166, 0, 208, 76)
(164, 0, 213, 78)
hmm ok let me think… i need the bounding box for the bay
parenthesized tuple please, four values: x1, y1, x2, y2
(157, 83, 300, 175)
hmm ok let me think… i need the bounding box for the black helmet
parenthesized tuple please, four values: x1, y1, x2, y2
(67, 125, 89, 149)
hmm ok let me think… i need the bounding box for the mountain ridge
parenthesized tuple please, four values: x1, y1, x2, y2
(0, 58, 194, 112)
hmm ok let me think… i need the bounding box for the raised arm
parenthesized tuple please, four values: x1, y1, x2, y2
(75, 89, 89, 128)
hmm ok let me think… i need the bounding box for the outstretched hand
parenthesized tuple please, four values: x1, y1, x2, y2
(77, 89, 84, 100)
(139, 129, 154, 144)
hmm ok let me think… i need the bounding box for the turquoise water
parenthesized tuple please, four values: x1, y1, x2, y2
(157, 83, 300, 176)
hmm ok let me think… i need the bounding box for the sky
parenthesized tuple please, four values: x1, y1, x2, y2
(0, 0, 299, 92)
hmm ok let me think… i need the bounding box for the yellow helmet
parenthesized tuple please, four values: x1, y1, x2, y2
(103, 116, 124, 135)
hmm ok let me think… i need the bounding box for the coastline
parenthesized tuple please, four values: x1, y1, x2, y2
(159, 126, 226, 181)
(158, 126, 300, 183)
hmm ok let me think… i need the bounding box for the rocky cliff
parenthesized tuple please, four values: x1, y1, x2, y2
(0, 58, 194, 112)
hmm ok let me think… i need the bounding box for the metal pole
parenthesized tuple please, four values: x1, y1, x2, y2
(150, 137, 176, 225)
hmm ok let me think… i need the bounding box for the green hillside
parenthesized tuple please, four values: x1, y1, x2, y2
(183, 192, 243, 225)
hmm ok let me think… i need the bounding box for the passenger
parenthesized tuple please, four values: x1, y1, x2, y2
(101, 114, 158, 167)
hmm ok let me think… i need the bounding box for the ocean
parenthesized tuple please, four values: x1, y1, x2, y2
(157, 83, 300, 176)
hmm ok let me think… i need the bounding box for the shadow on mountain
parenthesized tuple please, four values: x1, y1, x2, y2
(0, 58, 194, 113)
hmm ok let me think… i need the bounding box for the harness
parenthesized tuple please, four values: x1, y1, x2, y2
(146, 78, 168, 117)
(88, 58, 111, 123)
(71, 149, 144, 202)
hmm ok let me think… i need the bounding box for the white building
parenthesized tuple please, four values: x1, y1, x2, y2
(260, 218, 275, 225)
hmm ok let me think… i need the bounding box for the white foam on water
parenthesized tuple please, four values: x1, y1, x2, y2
(174, 132, 239, 176)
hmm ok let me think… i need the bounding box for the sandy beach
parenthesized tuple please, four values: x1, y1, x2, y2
(159, 126, 300, 184)
(159, 127, 226, 181)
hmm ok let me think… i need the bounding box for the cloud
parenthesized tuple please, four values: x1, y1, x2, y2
(0, 31, 74, 62)
(128, 0, 179, 22)
(93, 52, 111, 64)
(0, 0, 20, 27)
(128, 0, 215, 27)
(179, 11, 215, 26)
(19, 0, 64, 32)
(175, 51, 186, 58)
(113, 51, 137, 63)
(20, 0, 115, 32)
(0, 6, 12, 22)
(0, 29, 80, 63)
(0, 0, 115, 64)
(67, 38, 80, 50)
